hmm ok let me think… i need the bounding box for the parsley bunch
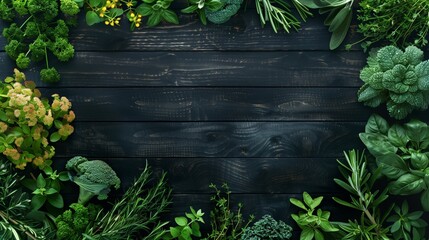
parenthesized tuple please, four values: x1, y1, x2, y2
(0, 0, 80, 83)
(356, 0, 429, 50)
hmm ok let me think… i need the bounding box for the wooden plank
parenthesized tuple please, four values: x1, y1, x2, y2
(0, 51, 367, 87)
(0, 51, 366, 87)
(53, 157, 344, 194)
(53, 122, 365, 158)
(33, 87, 370, 121)
(0, 14, 360, 51)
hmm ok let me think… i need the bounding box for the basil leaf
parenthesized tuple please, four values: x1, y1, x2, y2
(389, 174, 425, 195)
(377, 153, 408, 179)
(365, 114, 389, 134)
(388, 124, 409, 147)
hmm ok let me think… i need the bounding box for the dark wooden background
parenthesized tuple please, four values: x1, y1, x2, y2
(1, 6, 428, 239)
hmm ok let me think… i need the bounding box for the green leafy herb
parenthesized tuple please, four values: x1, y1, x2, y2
(255, 0, 312, 33)
(290, 192, 338, 240)
(387, 201, 428, 240)
(84, 162, 171, 239)
(205, 183, 253, 239)
(205, 0, 242, 24)
(136, 0, 179, 27)
(360, 114, 429, 211)
(181, 0, 224, 25)
(356, 0, 429, 50)
(298, 0, 354, 50)
(163, 207, 205, 240)
(241, 215, 292, 240)
(357, 45, 429, 120)
(0, 0, 79, 82)
(333, 150, 392, 239)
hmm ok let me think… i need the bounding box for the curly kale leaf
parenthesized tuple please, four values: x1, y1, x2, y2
(357, 45, 429, 119)
(241, 215, 292, 240)
(205, 0, 242, 24)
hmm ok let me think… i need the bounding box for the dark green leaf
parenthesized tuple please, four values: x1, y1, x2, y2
(328, 6, 350, 32)
(89, 0, 102, 6)
(136, 4, 153, 16)
(390, 174, 425, 195)
(181, 5, 198, 13)
(377, 153, 408, 179)
(47, 193, 64, 208)
(365, 114, 389, 134)
(162, 10, 179, 24)
(411, 153, 429, 170)
(31, 195, 46, 210)
(329, 7, 352, 50)
(147, 11, 162, 26)
(420, 189, 429, 211)
(388, 124, 409, 147)
(36, 174, 46, 188)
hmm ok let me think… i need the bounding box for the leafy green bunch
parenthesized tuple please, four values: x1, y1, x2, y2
(0, 70, 74, 170)
(0, 0, 79, 83)
(255, 0, 312, 33)
(290, 192, 339, 240)
(163, 207, 205, 240)
(333, 150, 392, 239)
(387, 201, 427, 240)
(84, 0, 178, 29)
(298, 0, 354, 50)
(204, 0, 242, 24)
(360, 114, 429, 211)
(55, 203, 100, 240)
(205, 183, 253, 239)
(241, 215, 293, 240)
(84, 162, 171, 239)
(0, 157, 52, 240)
(181, 0, 224, 25)
(356, 0, 429, 50)
(357, 45, 429, 120)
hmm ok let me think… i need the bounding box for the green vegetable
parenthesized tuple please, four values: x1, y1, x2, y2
(163, 207, 205, 240)
(84, 162, 171, 239)
(0, 157, 51, 239)
(298, 0, 354, 50)
(357, 45, 429, 120)
(333, 150, 392, 239)
(290, 192, 338, 240)
(0, 0, 78, 83)
(360, 114, 429, 211)
(66, 156, 121, 205)
(241, 215, 292, 240)
(136, 0, 179, 27)
(255, 0, 311, 33)
(55, 203, 100, 240)
(205, 0, 242, 24)
(181, 0, 224, 25)
(387, 201, 427, 240)
(356, 0, 429, 50)
(205, 183, 253, 239)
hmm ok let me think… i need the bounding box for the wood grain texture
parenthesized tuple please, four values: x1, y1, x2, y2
(0, 14, 360, 51)
(32, 87, 370, 121)
(0, 51, 366, 87)
(53, 122, 364, 158)
(53, 157, 344, 194)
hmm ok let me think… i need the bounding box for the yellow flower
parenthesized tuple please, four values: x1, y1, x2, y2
(0, 122, 8, 133)
(16, 163, 26, 170)
(14, 137, 24, 147)
(33, 157, 44, 166)
(64, 110, 76, 122)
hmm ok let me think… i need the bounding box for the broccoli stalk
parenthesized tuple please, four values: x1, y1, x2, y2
(66, 156, 121, 205)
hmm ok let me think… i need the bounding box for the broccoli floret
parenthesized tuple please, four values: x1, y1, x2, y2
(55, 203, 99, 240)
(50, 37, 74, 62)
(205, 0, 242, 24)
(241, 215, 293, 240)
(16, 53, 30, 69)
(66, 156, 121, 204)
(60, 0, 80, 16)
(27, 0, 58, 22)
(40, 67, 60, 83)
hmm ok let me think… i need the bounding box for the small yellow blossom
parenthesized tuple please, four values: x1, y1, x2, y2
(0, 122, 8, 133)
(33, 157, 44, 166)
(14, 137, 24, 147)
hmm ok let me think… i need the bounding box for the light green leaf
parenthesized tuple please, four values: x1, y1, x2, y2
(175, 216, 188, 227)
(301, 227, 315, 240)
(290, 198, 307, 210)
(85, 11, 102, 26)
(50, 132, 61, 142)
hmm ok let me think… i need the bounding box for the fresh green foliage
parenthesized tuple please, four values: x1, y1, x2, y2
(205, 183, 253, 239)
(298, 0, 353, 50)
(21, 167, 69, 211)
(0, 157, 50, 239)
(359, 114, 429, 211)
(55, 203, 100, 240)
(163, 207, 205, 240)
(357, 45, 429, 120)
(66, 156, 121, 204)
(241, 215, 292, 240)
(0, 0, 78, 83)
(84, 163, 171, 239)
(181, 0, 224, 25)
(205, 0, 242, 24)
(136, 0, 179, 27)
(0, 70, 75, 169)
(387, 201, 427, 240)
(290, 192, 338, 240)
(356, 0, 429, 50)
(333, 150, 392, 240)
(255, 0, 311, 33)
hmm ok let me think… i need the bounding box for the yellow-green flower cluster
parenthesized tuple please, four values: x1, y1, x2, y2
(0, 69, 75, 170)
